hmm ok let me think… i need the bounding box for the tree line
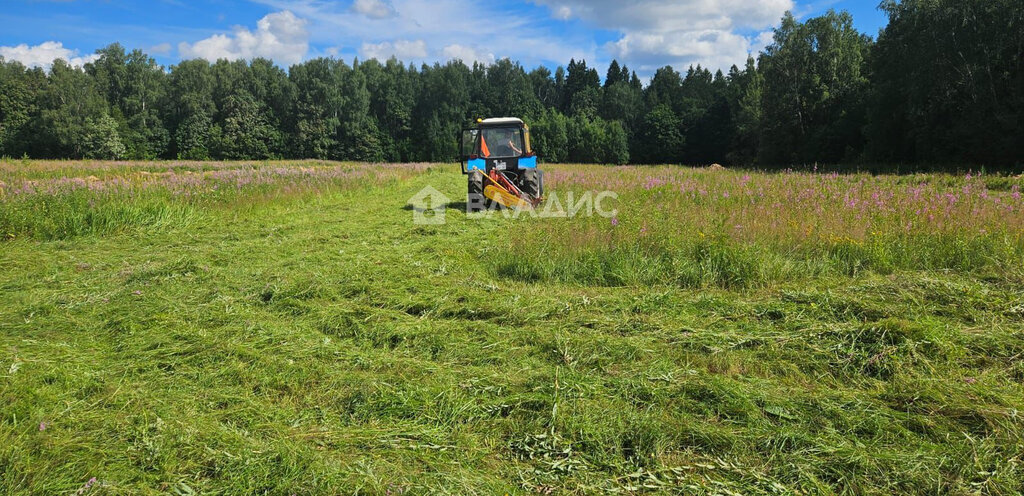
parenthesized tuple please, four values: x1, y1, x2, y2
(0, 0, 1021, 169)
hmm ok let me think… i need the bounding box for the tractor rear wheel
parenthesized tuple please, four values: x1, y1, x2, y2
(521, 169, 542, 199)
(467, 171, 485, 213)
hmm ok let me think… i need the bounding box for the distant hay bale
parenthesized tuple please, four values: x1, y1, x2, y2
(707, 163, 726, 171)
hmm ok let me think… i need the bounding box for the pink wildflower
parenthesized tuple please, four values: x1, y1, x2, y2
(76, 477, 97, 495)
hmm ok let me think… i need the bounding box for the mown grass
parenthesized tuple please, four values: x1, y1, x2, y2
(1, 161, 1022, 494)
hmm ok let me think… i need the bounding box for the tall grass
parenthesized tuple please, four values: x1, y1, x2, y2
(0, 160, 433, 240)
(497, 165, 1024, 288)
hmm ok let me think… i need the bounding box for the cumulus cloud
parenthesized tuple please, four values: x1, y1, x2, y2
(178, 10, 309, 66)
(533, 0, 792, 71)
(351, 0, 398, 19)
(360, 39, 428, 60)
(0, 41, 99, 69)
(249, 0, 594, 68)
(607, 29, 773, 72)
(442, 44, 495, 65)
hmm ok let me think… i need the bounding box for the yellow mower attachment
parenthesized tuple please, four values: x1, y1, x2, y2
(481, 170, 538, 210)
(484, 184, 532, 210)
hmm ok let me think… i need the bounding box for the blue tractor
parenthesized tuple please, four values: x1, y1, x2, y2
(460, 117, 543, 212)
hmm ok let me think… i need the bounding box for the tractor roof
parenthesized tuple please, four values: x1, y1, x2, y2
(479, 117, 524, 127)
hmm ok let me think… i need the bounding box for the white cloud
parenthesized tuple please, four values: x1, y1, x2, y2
(178, 10, 309, 66)
(0, 41, 99, 69)
(534, 0, 790, 32)
(751, 30, 776, 52)
(250, 0, 594, 68)
(149, 43, 172, 56)
(533, 0, 792, 72)
(441, 44, 495, 65)
(351, 0, 398, 19)
(360, 39, 428, 60)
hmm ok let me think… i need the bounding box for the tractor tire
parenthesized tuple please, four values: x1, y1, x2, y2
(521, 169, 542, 199)
(467, 171, 486, 213)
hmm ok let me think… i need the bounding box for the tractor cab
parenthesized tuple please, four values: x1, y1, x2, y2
(460, 117, 543, 212)
(460, 118, 537, 173)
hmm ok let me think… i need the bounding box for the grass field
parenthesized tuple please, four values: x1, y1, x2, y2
(2, 159, 1023, 495)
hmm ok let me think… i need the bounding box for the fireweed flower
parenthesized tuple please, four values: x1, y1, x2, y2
(76, 478, 97, 495)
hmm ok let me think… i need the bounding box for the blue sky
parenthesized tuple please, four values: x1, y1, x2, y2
(0, 0, 888, 77)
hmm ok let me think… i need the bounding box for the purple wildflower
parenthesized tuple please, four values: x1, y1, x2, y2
(76, 477, 98, 495)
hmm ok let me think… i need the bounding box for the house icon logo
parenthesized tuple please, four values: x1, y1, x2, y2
(408, 185, 450, 225)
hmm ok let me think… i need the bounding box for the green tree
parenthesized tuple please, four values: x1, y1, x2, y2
(634, 104, 683, 164)
(562, 59, 600, 115)
(528, 66, 559, 109)
(86, 44, 169, 159)
(239, 58, 291, 157)
(35, 60, 110, 158)
(728, 57, 763, 164)
(0, 59, 44, 156)
(529, 108, 568, 162)
(645, 66, 682, 113)
(759, 10, 871, 165)
(867, 0, 1024, 166)
(213, 91, 276, 159)
(81, 113, 126, 159)
(601, 119, 630, 164)
(599, 81, 643, 124)
(334, 62, 382, 161)
(413, 61, 470, 161)
(361, 58, 419, 161)
(486, 58, 541, 119)
(289, 58, 341, 159)
(168, 59, 216, 159)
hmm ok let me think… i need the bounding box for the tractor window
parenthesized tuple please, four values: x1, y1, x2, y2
(461, 129, 479, 158)
(478, 127, 524, 158)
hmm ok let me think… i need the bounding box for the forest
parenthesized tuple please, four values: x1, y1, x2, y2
(0, 0, 1021, 169)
